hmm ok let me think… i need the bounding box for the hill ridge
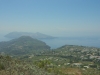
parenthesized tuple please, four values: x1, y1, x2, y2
(0, 36, 50, 55)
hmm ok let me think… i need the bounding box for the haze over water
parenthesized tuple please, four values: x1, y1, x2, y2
(41, 37, 100, 49)
(0, 0, 100, 49)
(0, 35, 100, 49)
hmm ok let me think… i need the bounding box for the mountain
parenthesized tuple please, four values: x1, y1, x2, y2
(5, 32, 55, 39)
(0, 36, 50, 55)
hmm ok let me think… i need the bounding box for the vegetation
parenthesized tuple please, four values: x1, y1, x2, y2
(30, 45, 100, 75)
(0, 36, 50, 56)
(0, 37, 100, 75)
(0, 55, 54, 75)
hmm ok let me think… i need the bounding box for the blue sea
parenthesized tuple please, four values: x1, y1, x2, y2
(40, 37, 100, 49)
(0, 36, 100, 49)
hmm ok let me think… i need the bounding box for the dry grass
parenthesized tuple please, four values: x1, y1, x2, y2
(60, 68, 82, 75)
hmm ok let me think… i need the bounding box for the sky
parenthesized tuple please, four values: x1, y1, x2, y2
(0, 0, 100, 37)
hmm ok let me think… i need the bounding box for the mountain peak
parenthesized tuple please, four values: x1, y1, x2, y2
(18, 36, 34, 39)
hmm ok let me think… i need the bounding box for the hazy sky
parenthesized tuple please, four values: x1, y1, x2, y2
(0, 0, 100, 37)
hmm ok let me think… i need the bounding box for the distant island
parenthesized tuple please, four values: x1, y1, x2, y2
(5, 32, 55, 39)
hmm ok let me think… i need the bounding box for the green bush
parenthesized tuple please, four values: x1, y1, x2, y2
(0, 63, 5, 70)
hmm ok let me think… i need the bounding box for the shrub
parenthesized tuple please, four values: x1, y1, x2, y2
(0, 63, 5, 70)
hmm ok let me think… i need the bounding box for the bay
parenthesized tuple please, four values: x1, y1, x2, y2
(40, 37, 100, 49)
(0, 36, 100, 49)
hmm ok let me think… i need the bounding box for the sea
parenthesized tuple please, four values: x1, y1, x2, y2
(40, 37, 100, 49)
(0, 36, 100, 49)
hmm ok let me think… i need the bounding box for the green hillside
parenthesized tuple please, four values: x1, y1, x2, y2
(29, 45, 100, 75)
(0, 36, 50, 56)
(0, 38, 100, 75)
(0, 54, 54, 75)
